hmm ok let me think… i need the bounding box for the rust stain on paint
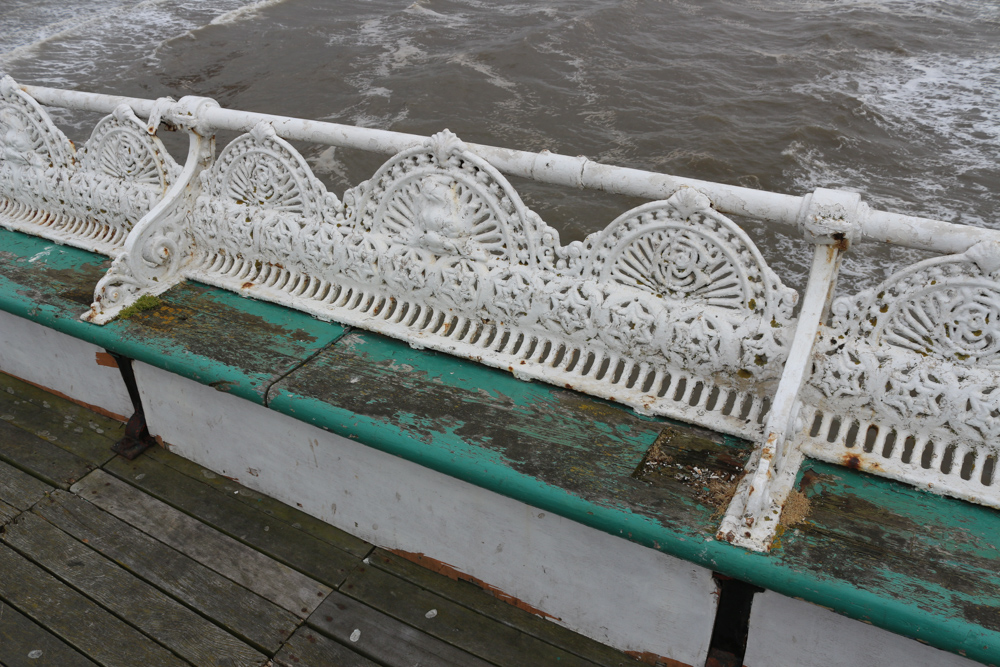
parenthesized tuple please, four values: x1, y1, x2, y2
(390, 549, 561, 621)
(94, 351, 119, 368)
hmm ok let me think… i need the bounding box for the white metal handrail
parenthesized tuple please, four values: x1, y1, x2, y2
(4, 77, 999, 552)
(21, 83, 996, 254)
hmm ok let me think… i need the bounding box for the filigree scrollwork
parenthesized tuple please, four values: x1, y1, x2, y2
(0, 76, 75, 170)
(0, 77, 80, 243)
(811, 241, 1000, 447)
(194, 122, 343, 269)
(84, 115, 215, 324)
(586, 189, 794, 316)
(84, 181, 191, 323)
(580, 189, 797, 382)
(350, 129, 545, 267)
(90, 254, 144, 312)
(1, 79, 180, 256)
(74, 105, 181, 240)
(181, 131, 796, 438)
(78, 106, 179, 189)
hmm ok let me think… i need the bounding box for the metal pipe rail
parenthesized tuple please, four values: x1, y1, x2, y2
(5, 78, 1000, 554)
(21, 83, 995, 255)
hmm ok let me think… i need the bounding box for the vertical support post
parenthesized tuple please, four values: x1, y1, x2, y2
(719, 189, 865, 551)
(108, 352, 157, 459)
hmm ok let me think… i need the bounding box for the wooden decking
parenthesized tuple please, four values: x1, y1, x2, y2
(0, 372, 643, 667)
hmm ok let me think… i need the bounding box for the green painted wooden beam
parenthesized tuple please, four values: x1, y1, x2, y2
(2, 227, 998, 664)
(0, 228, 345, 403)
(268, 331, 1000, 666)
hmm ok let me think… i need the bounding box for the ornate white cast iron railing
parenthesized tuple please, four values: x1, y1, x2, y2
(3, 76, 999, 552)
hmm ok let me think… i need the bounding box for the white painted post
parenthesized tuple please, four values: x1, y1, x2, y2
(719, 189, 863, 551)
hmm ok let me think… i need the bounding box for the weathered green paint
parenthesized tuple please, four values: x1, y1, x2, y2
(269, 331, 1000, 666)
(4, 228, 1000, 664)
(0, 228, 345, 404)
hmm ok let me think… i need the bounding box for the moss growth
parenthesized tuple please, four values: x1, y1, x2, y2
(117, 294, 163, 320)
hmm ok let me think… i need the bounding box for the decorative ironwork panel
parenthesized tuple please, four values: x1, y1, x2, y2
(798, 241, 1000, 507)
(0, 77, 178, 255)
(181, 125, 796, 438)
(13, 79, 1000, 550)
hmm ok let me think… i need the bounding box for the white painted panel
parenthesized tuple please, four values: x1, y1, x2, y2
(0, 310, 132, 419)
(744, 590, 982, 667)
(133, 361, 718, 666)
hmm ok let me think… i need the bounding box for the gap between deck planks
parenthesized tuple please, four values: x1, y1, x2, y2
(0, 372, 649, 667)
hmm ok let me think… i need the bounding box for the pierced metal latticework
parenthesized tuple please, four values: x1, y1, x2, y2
(180, 125, 796, 439)
(798, 241, 1000, 507)
(4, 78, 1000, 553)
(0, 76, 179, 255)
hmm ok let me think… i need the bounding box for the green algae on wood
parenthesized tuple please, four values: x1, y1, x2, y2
(115, 294, 162, 320)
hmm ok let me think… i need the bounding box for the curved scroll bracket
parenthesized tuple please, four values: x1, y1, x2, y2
(83, 97, 219, 324)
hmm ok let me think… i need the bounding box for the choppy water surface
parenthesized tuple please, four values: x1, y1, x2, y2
(2, 0, 998, 294)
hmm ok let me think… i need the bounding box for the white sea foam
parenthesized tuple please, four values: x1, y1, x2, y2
(448, 53, 516, 91)
(0, 0, 270, 84)
(852, 55, 1000, 164)
(751, 0, 1000, 22)
(789, 51, 999, 230)
(210, 0, 289, 26)
(0, 0, 141, 60)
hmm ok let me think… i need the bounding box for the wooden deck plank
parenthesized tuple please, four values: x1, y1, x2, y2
(0, 459, 50, 511)
(33, 490, 298, 655)
(104, 453, 365, 588)
(72, 469, 331, 618)
(145, 446, 372, 559)
(0, 373, 123, 465)
(0, 420, 94, 489)
(274, 627, 379, 667)
(341, 564, 602, 667)
(0, 372, 122, 430)
(0, 500, 18, 525)
(3, 511, 267, 667)
(0, 543, 189, 667)
(307, 591, 493, 667)
(0, 601, 98, 667)
(368, 549, 640, 667)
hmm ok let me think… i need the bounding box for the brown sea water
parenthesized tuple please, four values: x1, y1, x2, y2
(2, 0, 998, 296)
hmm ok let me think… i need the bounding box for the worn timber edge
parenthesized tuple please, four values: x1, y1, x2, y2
(0, 227, 997, 665)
